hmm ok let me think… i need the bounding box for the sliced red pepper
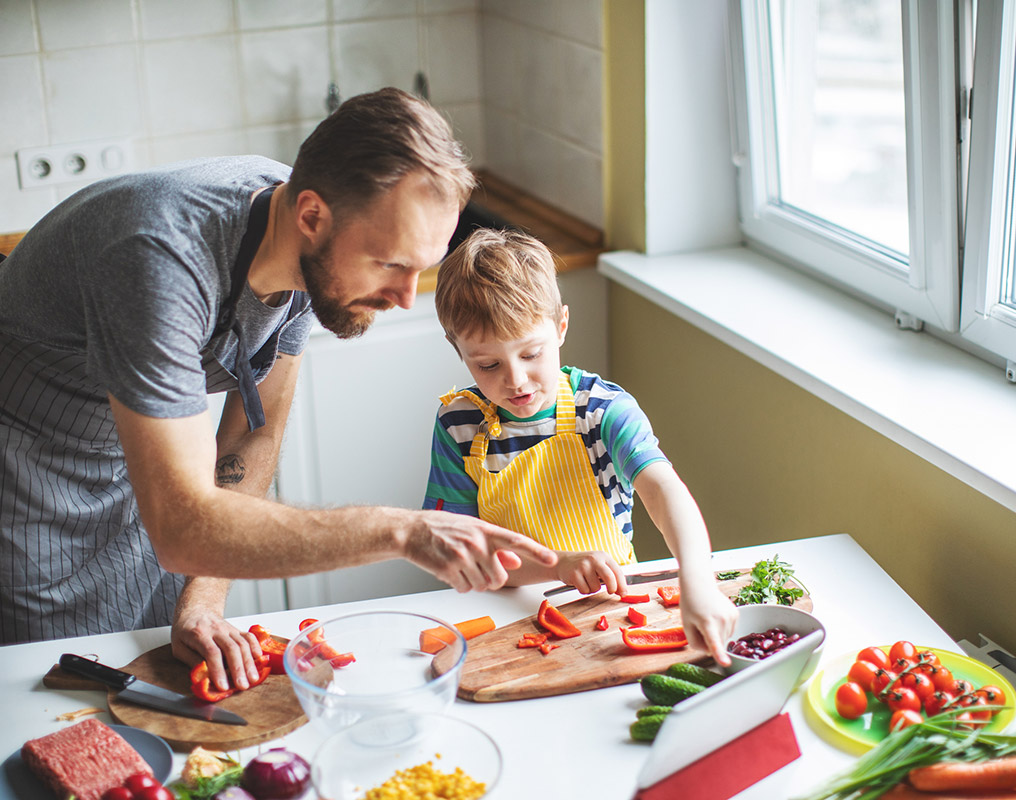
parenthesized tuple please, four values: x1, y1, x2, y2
(627, 606, 648, 627)
(518, 632, 549, 648)
(595, 615, 609, 631)
(539, 642, 559, 655)
(299, 618, 355, 668)
(657, 585, 681, 607)
(536, 600, 581, 639)
(248, 653, 272, 687)
(249, 624, 288, 674)
(189, 661, 235, 703)
(620, 625, 689, 652)
(619, 593, 651, 603)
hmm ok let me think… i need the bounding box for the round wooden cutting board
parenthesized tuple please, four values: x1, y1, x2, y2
(44, 644, 307, 752)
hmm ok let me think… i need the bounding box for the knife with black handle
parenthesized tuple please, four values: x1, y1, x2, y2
(59, 653, 247, 726)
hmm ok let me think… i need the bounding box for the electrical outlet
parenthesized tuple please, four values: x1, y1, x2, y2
(15, 138, 134, 190)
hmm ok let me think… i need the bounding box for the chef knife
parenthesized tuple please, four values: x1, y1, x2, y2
(543, 567, 681, 597)
(59, 653, 248, 726)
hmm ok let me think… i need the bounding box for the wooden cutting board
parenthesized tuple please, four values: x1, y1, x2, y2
(43, 643, 307, 752)
(456, 568, 813, 702)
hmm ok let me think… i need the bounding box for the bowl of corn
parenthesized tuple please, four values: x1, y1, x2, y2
(310, 711, 501, 800)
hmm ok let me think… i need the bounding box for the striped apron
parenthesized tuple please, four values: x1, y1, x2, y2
(442, 373, 636, 565)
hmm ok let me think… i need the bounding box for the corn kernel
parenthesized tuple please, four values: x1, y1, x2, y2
(360, 756, 485, 800)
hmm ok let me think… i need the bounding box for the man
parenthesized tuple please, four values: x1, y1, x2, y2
(0, 87, 556, 693)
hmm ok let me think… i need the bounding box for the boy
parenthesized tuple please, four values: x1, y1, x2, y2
(424, 228, 737, 664)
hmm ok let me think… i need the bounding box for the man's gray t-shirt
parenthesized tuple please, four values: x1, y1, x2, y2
(0, 156, 314, 644)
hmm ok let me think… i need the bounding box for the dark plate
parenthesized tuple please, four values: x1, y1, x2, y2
(1, 723, 173, 799)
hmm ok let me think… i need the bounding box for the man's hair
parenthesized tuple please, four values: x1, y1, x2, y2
(436, 227, 563, 343)
(288, 87, 475, 221)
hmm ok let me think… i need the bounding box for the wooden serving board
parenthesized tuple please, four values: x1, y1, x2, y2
(456, 568, 813, 702)
(43, 643, 307, 752)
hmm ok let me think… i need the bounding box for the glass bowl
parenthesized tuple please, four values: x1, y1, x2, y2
(284, 611, 467, 736)
(311, 712, 501, 800)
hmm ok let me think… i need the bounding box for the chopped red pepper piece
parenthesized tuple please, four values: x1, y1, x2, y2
(657, 585, 681, 607)
(595, 615, 609, 631)
(189, 661, 236, 703)
(249, 624, 288, 674)
(539, 642, 559, 655)
(619, 593, 651, 603)
(536, 600, 582, 639)
(299, 618, 356, 668)
(620, 625, 689, 652)
(627, 606, 648, 627)
(517, 637, 546, 648)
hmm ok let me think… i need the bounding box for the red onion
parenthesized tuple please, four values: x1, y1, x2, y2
(241, 749, 310, 800)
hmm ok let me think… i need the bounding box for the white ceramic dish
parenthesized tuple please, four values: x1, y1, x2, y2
(725, 603, 826, 683)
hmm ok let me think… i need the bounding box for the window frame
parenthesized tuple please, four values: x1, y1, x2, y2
(960, 0, 1016, 362)
(730, 0, 963, 332)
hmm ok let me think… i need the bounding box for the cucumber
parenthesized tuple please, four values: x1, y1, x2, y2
(640, 673, 705, 705)
(636, 704, 674, 719)
(630, 713, 668, 742)
(665, 662, 725, 687)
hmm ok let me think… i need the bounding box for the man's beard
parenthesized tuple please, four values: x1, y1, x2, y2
(299, 247, 393, 339)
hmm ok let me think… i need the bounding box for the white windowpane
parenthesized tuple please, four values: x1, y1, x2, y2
(772, 0, 909, 256)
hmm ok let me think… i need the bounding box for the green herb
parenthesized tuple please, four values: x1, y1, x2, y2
(171, 762, 244, 800)
(794, 712, 1016, 800)
(716, 570, 742, 581)
(733, 555, 805, 606)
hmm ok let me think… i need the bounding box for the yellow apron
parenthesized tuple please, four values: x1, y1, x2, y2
(440, 372, 636, 565)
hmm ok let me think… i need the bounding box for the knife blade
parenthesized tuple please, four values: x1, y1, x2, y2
(59, 653, 247, 726)
(543, 568, 681, 597)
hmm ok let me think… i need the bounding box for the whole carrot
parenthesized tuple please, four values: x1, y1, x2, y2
(884, 783, 1016, 799)
(908, 756, 1016, 791)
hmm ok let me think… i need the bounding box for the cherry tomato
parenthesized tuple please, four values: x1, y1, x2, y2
(886, 686, 922, 714)
(871, 669, 898, 698)
(900, 671, 935, 702)
(923, 690, 955, 716)
(976, 684, 1007, 712)
(952, 679, 975, 697)
(847, 659, 880, 693)
(124, 774, 158, 795)
(955, 710, 975, 729)
(102, 789, 134, 800)
(889, 641, 917, 667)
(958, 693, 992, 727)
(929, 665, 954, 693)
(134, 787, 173, 800)
(914, 649, 940, 671)
(835, 681, 868, 720)
(889, 708, 924, 731)
(857, 646, 891, 671)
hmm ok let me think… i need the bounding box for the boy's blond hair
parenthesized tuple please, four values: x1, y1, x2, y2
(436, 228, 563, 343)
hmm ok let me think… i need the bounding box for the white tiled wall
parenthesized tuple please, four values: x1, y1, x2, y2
(0, 0, 603, 234)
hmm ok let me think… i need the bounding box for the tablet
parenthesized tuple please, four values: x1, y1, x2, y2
(637, 627, 825, 790)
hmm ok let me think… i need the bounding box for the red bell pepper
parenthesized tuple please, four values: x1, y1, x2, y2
(536, 600, 581, 639)
(299, 618, 356, 668)
(657, 585, 681, 607)
(620, 625, 689, 652)
(249, 624, 288, 674)
(627, 606, 648, 627)
(189, 661, 236, 703)
(619, 593, 651, 603)
(595, 615, 609, 631)
(539, 642, 559, 655)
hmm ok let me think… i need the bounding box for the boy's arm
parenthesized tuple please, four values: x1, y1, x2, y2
(422, 410, 480, 515)
(633, 461, 738, 665)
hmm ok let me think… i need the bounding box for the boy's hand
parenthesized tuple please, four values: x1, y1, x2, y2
(678, 583, 739, 666)
(554, 551, 628, 595)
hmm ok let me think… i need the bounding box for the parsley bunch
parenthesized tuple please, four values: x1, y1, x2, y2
(733, 555, 805, 606)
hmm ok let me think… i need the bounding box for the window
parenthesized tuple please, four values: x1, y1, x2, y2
(730, 0, 963, 332)
(962, 0, 1016, 363)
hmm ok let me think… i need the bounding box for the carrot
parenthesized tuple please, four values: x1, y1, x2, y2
(419, 616, 496, 654)
(884, 783, 1016, 799)
(908, 756, 1016, 792)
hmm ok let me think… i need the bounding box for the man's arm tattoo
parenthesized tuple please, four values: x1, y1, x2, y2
(215, 454, 246, 486)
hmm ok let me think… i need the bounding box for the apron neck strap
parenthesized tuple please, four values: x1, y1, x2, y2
(554, 371, 576, 433)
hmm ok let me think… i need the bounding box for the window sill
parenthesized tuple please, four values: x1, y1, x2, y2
(598, 246, 1016, 513)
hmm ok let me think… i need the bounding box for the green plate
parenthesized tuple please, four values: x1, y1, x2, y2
(804, 645, 1015, 754)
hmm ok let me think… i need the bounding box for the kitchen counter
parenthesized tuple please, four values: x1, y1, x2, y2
(0, 534, 970, 799)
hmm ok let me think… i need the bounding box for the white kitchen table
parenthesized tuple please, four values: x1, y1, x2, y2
(0, 534, 981, 799)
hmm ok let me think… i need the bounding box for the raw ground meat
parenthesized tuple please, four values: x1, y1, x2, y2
(21, 718, 153, 800)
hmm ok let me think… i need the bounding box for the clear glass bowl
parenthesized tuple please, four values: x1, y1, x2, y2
(311, 711, 501, 800)
(284, 611, 467, 737)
